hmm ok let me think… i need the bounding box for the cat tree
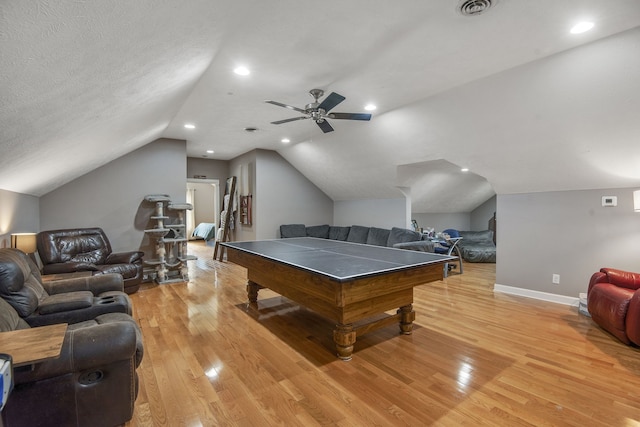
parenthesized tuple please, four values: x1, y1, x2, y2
(143, 194, 196, 284)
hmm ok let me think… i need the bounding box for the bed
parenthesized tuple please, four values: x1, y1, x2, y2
(192, 222, 216, 241)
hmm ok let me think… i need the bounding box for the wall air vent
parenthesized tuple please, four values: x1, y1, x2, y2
(457, 0, 496, 16)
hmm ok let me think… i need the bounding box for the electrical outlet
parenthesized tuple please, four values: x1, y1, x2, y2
(552, 274, 560, 284)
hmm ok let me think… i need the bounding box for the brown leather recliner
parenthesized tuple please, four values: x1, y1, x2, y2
(0, 296, 143, 427)
(0, 248, 132, 327)
(587, 268, 640, 346)
(37, 227, 144, 294)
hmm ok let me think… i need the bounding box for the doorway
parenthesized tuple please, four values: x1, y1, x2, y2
(186, 179, 219, 242)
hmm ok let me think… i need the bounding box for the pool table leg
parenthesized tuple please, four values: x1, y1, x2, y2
(247, 280, 262, 303)
(333, 324, 356, 361)
(398, 304, 415, 335)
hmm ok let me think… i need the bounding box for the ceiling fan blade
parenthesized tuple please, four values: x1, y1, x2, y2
(317, 92, 345, 112)
(271, 116, 309, 125)
(265, 100, 306, 114)
(316, 120, 334, 133)
(328, 112, 372, 121)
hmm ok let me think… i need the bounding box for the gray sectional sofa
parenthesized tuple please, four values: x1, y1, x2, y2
(279, 224, 435, 252)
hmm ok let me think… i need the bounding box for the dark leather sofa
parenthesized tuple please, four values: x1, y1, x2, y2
(280, 224, 435, 252)
(37, 227, 144, 294)
(0, 248, 132, 327)
(588, 267, 640, 346)
(0, 296, 143, 427)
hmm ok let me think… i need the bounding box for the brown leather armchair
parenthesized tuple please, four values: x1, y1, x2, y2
(0, 248, 132, 327)
(0, 297, 143, 427)
(36, 228, 144, 294)
(587, 268, 640, 346)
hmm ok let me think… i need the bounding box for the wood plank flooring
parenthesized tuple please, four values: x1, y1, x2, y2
(127, 241, 640, 426)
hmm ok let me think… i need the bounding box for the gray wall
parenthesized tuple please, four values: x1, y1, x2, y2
(411, 196, 496, 233)
(186, 157, 229, 212)
(229, 150, 257, 242)
(255, 150, 333, 239)
(0, 189, 40, 248)
(497, 188, 640, 298)
(40, 138, 187, 254)
(470, 195, 496, 231)
(334, 198, 407, 229)
(411, 212, 470, 233)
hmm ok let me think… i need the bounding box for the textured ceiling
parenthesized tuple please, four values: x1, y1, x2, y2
(1, 1, 640, 213)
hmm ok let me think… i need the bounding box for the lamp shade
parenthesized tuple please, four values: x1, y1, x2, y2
(10, 233, 37, 253)
(635, 190, 640, 212)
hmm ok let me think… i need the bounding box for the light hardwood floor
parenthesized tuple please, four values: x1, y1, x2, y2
(127, 241, 640, 426)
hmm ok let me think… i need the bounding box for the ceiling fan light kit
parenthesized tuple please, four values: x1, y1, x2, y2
(266, 89, 372, 133)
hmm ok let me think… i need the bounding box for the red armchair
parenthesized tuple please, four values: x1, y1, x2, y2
(587, 268, 640, 346)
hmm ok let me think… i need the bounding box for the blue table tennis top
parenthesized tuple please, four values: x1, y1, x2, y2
(222, 237, 455, 281)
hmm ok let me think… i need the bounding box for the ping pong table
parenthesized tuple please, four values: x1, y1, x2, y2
(222, 237, 455, 360)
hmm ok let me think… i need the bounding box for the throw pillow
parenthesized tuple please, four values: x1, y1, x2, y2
(280, 224, 307, 238)
(306, 225, 330, 239)
(366, 227, 390, 246)
(346, 225, 370, 244)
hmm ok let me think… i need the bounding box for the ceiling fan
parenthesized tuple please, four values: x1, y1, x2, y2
(265, 89, 372, 133)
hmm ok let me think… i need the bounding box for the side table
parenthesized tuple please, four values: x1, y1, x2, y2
(0, 323, 67, 367)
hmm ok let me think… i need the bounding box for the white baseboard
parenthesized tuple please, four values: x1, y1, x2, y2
(494, 283, 580, 306)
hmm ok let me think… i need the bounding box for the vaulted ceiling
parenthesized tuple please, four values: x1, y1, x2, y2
(2, 1, 640, 213)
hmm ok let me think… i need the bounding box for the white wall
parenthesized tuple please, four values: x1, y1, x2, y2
(497, 188, 640, 298)
(334, 198, 407, 229)
(40, 138, 187, 254)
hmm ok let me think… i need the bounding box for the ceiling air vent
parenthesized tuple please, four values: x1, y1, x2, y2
(457, 0, 496, 16)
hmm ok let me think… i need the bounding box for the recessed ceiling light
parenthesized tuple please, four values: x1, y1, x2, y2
(184, 123, 195, 129)
(281, 138, 290, 144)
(461, 168, 469, 172)
(206, 150, 214, 154)
(364, 104, 377, 111)
(570, 22, 594, 34)
(234, 66, 250, 76)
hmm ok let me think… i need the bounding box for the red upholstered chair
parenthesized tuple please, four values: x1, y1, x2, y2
(587, 268, 640, 346)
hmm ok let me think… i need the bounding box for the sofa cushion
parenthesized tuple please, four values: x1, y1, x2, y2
(37, 228, 111, 264)
(38, 291, 94, 315)
(95, 264, 140, 280)
(0, 249, 48, 317)
(306, 224, 330, 239)
(0, 297, 30, 332)
(346, 225, 370, 244)
(329, 226, 350, 241)
(366, 227, 390, 246)
(387, 227, 421, 247)
(588, 283, 633, 344)
(280, 224, 307, 238)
